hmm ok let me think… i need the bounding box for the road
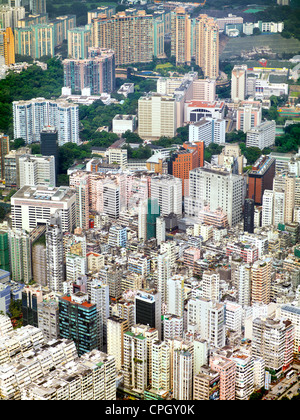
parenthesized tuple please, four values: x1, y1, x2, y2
(264, 364, 300, 400)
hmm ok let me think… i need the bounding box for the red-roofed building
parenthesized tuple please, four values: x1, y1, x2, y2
(184, 100, 225, 123)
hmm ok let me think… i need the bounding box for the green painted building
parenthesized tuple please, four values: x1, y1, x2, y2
(146, 198, 160, 240)
(0, 231, 9, 272)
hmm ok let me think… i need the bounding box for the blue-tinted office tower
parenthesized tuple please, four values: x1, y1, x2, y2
(59, 291, 98, 356)
(40, 126, 59, 180)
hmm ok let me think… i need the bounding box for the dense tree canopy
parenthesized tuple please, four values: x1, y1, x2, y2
(275, 123, 300, 153)
(0, 57, 63, 136)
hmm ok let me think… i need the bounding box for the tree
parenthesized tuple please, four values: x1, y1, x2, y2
(132, 145, 152, 159)
(9, 299, 22, 320)
(0, 206, 6, 221)
(123, 130, 143, 144)
(226, 130, 246, 143)
(11, 138, 25, 150)
(0, 57, 63, 133)
(204, 143, 224, 162)
(249, 388, 266, 400)
(3, 189, 17, 202)
(30, 143, 41, 154)
(244, 146, 262, 165)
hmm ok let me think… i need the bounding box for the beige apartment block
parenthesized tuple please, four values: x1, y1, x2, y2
(138, 93, 177, 139)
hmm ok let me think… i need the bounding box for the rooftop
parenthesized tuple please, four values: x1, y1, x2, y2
(11, 185, 75, 203)
(186, 100, 225, 108)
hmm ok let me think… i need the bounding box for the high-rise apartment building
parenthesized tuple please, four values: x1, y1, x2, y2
(0, 134, 10, 182)
(90, 279, 110, 350)
(18, 154, 56, 188)
(8, 229, 32, 283)
(59, 291, 98, 356)
(19, 348, 116, 400)
(107, 315, 128, 371)
(0, 27, 15, 65)
(170, 10, 219, 77)
(14, 23, 56, 59)
(32, 242, 47, 286)
(189, 117, 226, 146)
(150, 175, 182, 217)
(246, 120, 276, 150)
(32, 23, 55, 58)
(187, 297, 226, 348)
(202, 270, 220, 301)
(230, 351, 254, 400)
(210, 355, 236, 400)
(103, 179, 121, 219)
(185, 167, 245, 227)
(11, 185, 76, 232)
(123, 328, 148, 394)
(267, 172, 297, 225)
(135, 290, 162, 340)
(4, 147, 31, 188)
(69, 171, 89, 230)
(236, 100, 262, 133)
(168, 148, 199, 197)
(65, 253, 86, 283)
(13, 98, 79, 145)
(278, 305, 300, 354)
(0, 5, 25, 29)
(167, 275, 185, 318)
(155, 252, 170, 304)
(262, 189, 274, 227)
(138, 93, 177, 139)
(37, 297, 59, 341)
(217, 143, 244, 175)
(146, 198, 160, 241)
(0, 332, 78, 400)
(195, 15, 219, 79)
(155, 216, 166, 246)
(21, 285, 43, 328)
(163, 314, 184, 340)
(87, 5, 116, 24)
(17, 12, 48, 28)
(40, 126, 59, 178)
(150, 340, 171, 397)
(193, 339, 210, 375)
(244, 198, 255, 233)
(46, 212, 65, 293)
(132, 324, 159, 389)
(0, 231, 10, 272)
(92, 10, 163, 66)
(231, 262, 251, 307)
(192, 78, 216, 102)
(173, 348, 193, 400)
(108, 225, 127, 248)
(30, 0, 46, 15)
(231, 65, 247, 101)
(252, 317, 294, 376)
(157, 73, 216, 102)
(193, 366, 220, 400)
(247, 155, 276, 205)
(52, 15, 77, 45)
(67, 26, 91, 59)
(225, 301, 243, 335)
(63, 47, 115, 94)
(15, 15, 76, 51)
(171, 7, 192, 65)
(251, 258, 272, 305)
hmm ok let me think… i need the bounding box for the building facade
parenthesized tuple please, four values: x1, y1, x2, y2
(63, 47, 115, 94)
